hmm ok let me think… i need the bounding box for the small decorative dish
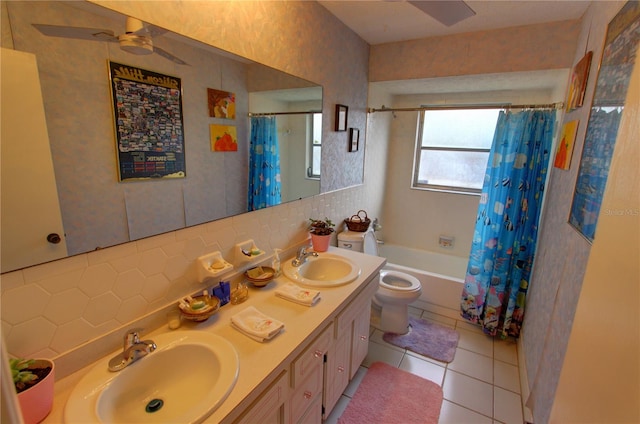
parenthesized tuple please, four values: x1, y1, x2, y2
(179, 295, 220, 322)
(244, 266, 276, 287)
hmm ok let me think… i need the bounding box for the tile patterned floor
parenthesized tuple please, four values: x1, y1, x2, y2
(324, 306, 524, 424)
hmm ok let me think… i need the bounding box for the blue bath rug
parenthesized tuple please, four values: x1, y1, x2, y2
(383, 316, 459, 362)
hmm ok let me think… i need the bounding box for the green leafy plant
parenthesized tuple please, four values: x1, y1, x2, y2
(10, 358, 38, 392)
(308, 218, 335, 236)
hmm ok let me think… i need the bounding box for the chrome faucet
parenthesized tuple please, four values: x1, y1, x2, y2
(291, 245, 318, 267)
(108, 328, 157, 372)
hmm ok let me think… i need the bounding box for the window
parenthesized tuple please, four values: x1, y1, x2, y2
(307, 112, 322, 178)
(413, 108, 500, 194)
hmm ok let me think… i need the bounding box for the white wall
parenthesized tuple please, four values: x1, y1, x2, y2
(373, 87, 566, 258)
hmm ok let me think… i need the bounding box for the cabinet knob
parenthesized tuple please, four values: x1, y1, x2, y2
(314, 350, 323, 358)
(303, 390, 312, 399)
(360, 335, 368, 341)
(337, 366, 345, 373)
(47, 233, 62, 244)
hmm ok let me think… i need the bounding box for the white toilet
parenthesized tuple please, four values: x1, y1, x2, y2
(338, 228, 422, 334)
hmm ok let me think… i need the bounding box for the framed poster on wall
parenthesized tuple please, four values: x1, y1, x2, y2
(568, 1, 640, 242)
(109, 61, 186, 181)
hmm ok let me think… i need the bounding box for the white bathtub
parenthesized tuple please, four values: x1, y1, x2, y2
(378, 244, 466, 316)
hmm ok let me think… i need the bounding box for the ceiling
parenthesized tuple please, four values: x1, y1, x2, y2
(318, 1, 592, 45)
(319, 1, 591, 97)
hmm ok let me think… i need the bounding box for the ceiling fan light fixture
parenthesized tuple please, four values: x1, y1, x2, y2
(118, 33, 154, 55)
(409, 0, 476, 27)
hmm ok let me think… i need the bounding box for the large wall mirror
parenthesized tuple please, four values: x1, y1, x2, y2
(0, 1, 322, 272)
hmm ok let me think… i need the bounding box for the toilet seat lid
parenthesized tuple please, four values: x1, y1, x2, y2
(379, 270, 421, 291)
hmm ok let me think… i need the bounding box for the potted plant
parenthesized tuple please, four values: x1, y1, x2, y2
(11, 358, 55, 424)
(308, 218, 335, 252)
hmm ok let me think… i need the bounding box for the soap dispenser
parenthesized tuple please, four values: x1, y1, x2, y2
(272, 248, 282, 277)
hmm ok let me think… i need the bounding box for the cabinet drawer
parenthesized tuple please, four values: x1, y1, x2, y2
(289, 364, 323, 424)
(291, 322, 333, 388)
(296, 391, 322, 424)
(236, 370, 289, 424)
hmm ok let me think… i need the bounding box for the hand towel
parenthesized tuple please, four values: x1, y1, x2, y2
(275, 283, 321, 306)
(230, 306, 284, 342)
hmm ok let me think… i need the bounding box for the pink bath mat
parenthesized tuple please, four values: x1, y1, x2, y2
(338, 361, 443, 424)
(383, 316, 459, 362)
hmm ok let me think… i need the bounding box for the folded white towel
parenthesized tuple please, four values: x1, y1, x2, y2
(275, 283, 321, 307)
(230, 306, 284, 342)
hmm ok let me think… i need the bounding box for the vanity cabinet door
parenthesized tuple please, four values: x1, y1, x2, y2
(236, 370, 289, 424)
(350, 300, 371, 379)
(296, 391, 322, 424)
(323, 330, 350, 418)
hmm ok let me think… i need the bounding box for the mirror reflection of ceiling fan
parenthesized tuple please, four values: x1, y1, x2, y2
(407, 0, 476, 26)
(32, 17, 189, 65)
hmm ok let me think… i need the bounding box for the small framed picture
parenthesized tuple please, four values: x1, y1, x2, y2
(335, 104, 348, 132)
(349, 128, 359, 152)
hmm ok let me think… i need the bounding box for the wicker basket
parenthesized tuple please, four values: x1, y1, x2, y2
(344, 210, 371, 232)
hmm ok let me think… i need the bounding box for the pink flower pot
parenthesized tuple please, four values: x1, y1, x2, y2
(310, 233, 331, 252)
(17, 359, 54, 424)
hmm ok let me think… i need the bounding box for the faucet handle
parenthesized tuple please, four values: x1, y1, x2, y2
(124, 328, 144, 349)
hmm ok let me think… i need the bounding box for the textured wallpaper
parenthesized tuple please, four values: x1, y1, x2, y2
(95, 0, 369, 193)
(522, 3, 626, 422)
(370, 20, 581, 81)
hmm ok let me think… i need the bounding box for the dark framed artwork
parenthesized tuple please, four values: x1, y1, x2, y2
(335, 104, 348, 131)
(109, 61, 186, 181)
(568, 1, 640, 242)
(349, 128, 359, 152)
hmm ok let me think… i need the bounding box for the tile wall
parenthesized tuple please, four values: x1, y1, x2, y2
(1, 186, 368, 371)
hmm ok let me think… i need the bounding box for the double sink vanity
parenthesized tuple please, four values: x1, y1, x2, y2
(44, 247, 386, 423)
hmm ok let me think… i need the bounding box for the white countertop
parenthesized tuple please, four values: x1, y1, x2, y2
(43, 247, 386, 423)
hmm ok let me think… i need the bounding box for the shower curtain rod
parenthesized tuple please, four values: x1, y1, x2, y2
(367, 102, 563, 113)
(248, 110, 322, 117)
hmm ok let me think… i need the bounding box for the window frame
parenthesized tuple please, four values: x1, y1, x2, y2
(306, 112, 321, 179)
(412, 107, 499, 196)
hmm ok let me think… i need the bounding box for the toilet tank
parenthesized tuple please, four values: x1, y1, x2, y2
(338, 229, 379, 255)
(337, 230, 365, 252)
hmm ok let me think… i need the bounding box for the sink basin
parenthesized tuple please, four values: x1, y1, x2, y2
(283, 253, 361, 287)
(64, 331, 239, 423)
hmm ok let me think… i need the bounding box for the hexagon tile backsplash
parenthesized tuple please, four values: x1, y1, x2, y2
(1, 187, 366, 362)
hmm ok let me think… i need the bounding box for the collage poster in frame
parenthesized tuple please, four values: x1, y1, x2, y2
(568, 1, 640, 242)
(109, 61, 186, 181)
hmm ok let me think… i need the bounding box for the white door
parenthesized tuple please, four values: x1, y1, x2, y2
(1, 48, 68, 272)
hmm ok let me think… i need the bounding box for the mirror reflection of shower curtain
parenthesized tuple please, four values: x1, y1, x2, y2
(248, 116, 282, 211)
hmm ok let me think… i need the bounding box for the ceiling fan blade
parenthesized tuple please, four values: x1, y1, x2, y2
(142, 24, 168, 38)
(408, 1, 476, 26)
(153, 45, 189, 66)
(32, 23, 117, 42)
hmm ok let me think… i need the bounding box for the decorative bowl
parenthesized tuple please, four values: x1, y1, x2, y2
(180, 295, 220, 322)
(244, 266, 276, 287)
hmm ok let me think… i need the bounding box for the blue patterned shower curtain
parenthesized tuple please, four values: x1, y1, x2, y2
(248, 116, 281, 211)
(460, 109, 556, 338)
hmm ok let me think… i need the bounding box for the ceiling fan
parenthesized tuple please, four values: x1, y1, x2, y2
(32, 17, 188, 65)
(408, 0, 476, 26)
